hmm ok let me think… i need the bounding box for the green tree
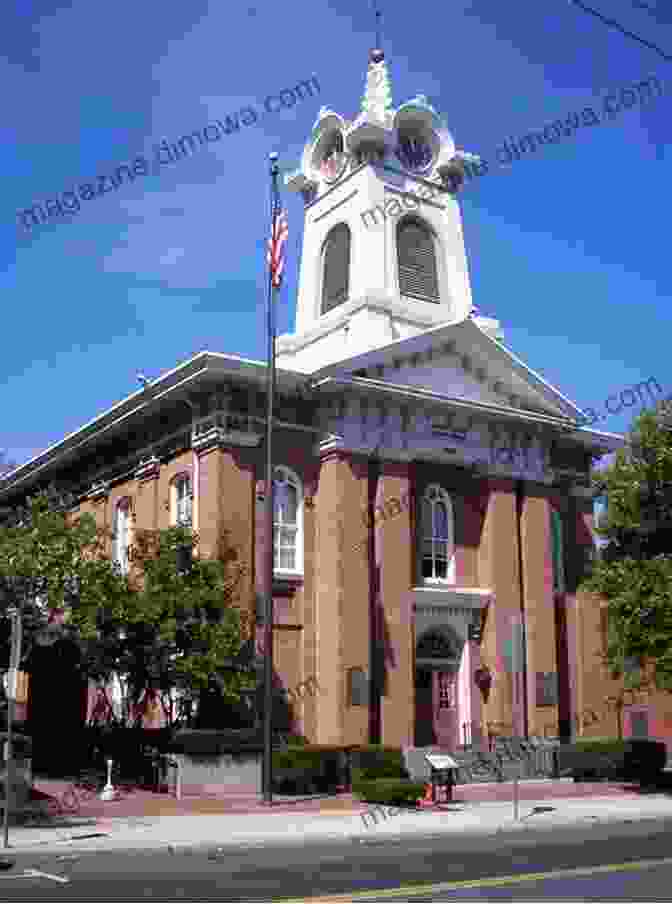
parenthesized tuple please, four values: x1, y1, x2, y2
(583, 408, 672, 691)
(79, 525, 255, 727)
(0, 490, 127, 673)
(0, 491, 255, 729)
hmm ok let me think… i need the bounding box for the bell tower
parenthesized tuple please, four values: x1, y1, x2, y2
(276, 48, 487, 373)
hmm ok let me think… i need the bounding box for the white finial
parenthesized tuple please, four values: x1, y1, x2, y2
(362, 53, 393, 121)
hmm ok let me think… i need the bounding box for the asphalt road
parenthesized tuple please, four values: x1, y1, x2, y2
(0, 818, 672, 901)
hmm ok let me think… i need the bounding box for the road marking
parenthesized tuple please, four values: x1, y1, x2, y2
(277, 855, 672, 902)
(0, 869, 68, 883)
(25, 869, 70, 884)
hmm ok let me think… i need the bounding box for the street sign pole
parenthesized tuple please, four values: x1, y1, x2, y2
(3, 608, 21, 849)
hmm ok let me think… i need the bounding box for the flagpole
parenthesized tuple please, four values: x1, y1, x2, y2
(262, 152, 281, 804)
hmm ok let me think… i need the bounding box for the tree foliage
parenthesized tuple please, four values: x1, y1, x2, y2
(84, 524, 255, 725)
(583, 408, 672, 690)
(0, 489, 255, 726)
(0, 491, 127, 671)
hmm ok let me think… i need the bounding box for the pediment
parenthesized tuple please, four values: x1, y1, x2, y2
(316, 318, 583, 423)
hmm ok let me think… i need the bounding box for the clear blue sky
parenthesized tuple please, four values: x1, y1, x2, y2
(3, 0, 670, 467)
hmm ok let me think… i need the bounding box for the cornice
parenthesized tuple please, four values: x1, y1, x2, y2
(276, 294, 447, 357)
(134, 456, 161, 482)
(86, 480, 110, 501)
(0, 358, 311, 499)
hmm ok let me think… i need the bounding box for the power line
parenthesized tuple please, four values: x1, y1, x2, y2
(568, 0, 672, 62)
(631, 0, 671, 24)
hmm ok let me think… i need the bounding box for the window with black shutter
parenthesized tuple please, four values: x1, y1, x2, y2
(321, 223, 351, 314)
(397, 219, 439, 302)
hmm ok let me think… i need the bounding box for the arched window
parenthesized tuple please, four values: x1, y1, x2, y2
(420, 485, 454, 583)
(113, 498, 132, 574)
(550, 508, 565, 593)
(397, 218, 439, 302)
(171, 473, 193, 526)
(273, 466, 303, 574)
(321, 223, 351, 314)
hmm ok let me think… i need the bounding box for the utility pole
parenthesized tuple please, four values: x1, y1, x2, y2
(3, 607, 21, 849)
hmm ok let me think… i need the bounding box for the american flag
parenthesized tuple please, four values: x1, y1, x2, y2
(267, 207, 289, 289)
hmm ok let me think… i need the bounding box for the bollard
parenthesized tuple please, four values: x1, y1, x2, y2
(99, 758, 118, 801)
(513, 773, 519, 821)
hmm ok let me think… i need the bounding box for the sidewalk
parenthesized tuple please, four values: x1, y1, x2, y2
(3, 778, 670, 854)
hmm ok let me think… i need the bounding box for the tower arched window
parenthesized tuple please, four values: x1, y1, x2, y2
(419, 485, 455, 583)
(321, 223, 351, 315)
(397, 218, 439, 303)
(273, 466, 303, 574)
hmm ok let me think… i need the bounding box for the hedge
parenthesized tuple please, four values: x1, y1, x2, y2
(571, 738, 628, 755)
(559, 738, 667, 782)
(623, 739, 667, 778)
(168, 729, 268, 757)
(353, 778, 426, 806)
(272, 747, 324, 772)
(348, 746, 407, 780)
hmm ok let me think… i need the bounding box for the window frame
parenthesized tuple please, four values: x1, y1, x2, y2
(273, 465, 304, 576)
(113, 497, 132, 575)
(396, 215, 440, 304)
(550, 508, 566, 594)
(172, 472, 193, 527)
(418, 484, 456, 585)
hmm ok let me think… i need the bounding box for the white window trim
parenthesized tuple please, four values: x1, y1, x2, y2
(319, 222, 351, 318)
(273, 465, 304, 576)
(172, 473, 193, 527)
(419, 484, 456, 585)
(113, 499, 132, 575)
(395, 214, 444, 306)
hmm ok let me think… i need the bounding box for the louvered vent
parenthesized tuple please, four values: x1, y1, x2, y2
(397, 220, 439, 302)
(321, 223, 351, 314)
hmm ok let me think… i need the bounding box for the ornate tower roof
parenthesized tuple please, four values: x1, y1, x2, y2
(361, 48, 394, 121)
(278, 46, 500, 372)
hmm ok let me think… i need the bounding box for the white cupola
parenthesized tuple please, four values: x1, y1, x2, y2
(277, 48, 498, 374)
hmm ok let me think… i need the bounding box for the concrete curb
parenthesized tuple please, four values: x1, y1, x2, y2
(4, 797, 672, 856)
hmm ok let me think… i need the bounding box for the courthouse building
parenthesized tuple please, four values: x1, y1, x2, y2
(3, 49, 671, 750)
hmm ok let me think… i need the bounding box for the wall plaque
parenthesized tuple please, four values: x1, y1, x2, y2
(536, 671, 558, 707)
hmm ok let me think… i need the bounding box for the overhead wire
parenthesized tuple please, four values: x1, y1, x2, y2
(630, 1, 666, 21)
(567, 0, 672, 62)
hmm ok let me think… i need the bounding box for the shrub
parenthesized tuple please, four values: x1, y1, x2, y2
(168, 729, 263, 757)
(348, 746, 408, 781)
(271, 745, 351, 794)
(572, 738, 628, 755)
(624, 739, 667, 781)
(353, 778, 426, 806)
(272, 747, 323, 772)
